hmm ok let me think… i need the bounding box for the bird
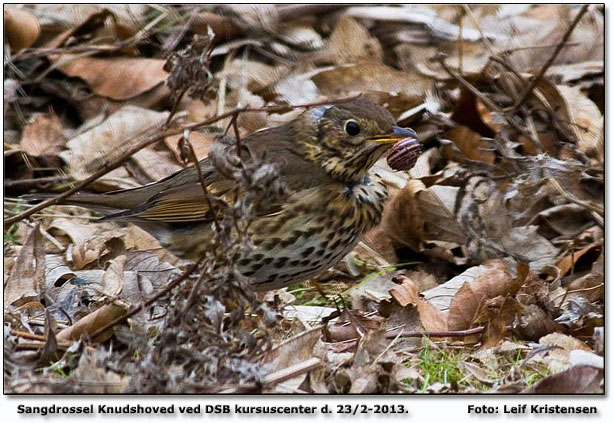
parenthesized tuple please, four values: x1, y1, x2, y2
(29, 99, 419, 291)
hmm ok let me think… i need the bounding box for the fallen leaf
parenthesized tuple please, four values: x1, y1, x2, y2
(4, 225, 45, 308)
(57, 57, 170, 101)
(522, 365, 602, 394)
(20, 113, 66, 156)
(447, 260, 523, 331)
(58, 105, 169, 184)
(56, 302, 129, 344)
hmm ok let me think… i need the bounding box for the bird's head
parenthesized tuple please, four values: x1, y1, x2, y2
(296, 98, 418, 182)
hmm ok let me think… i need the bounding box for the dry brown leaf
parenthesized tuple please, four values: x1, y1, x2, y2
(100, 256, 126, 299)
(447, 260, 525, 331)
(56, 302, 129, 344)
(378, 178, 466, 264)
(556, 242, 601, 277)
(443, 126, 495, 164)
(324, 310, 385, 343)
(514, 304, 564, 341)
(522, 365, 602, 394)
(20, 113, 66, 156)
(165, 132, 216, 163)
(388, 275, 448, 333)
(57, 57, 169, 101)
(556, 85, 603, 163)
(4, 225, 45, 308)
(130, 147, 182, 183)
(422, 263, 495, 312)
(4, 7, 40, 52)
(263, 327, 321, 392)
(312, 62, 430, 98)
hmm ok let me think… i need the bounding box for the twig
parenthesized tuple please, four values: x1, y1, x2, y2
(179, 130, 221, 234)
(437, 53, 501, 113)
(462, 4, 496, 56)
(219, 357, 321, 393)
(386, 326, 485, 339)
(549, 177, 604, 216)
(508, 4, 590, 116)
(4, 175, 72, 189)
(88, 259, 203, 340)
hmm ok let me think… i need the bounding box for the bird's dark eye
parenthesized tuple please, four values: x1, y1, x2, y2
(344, 120, 360, 136)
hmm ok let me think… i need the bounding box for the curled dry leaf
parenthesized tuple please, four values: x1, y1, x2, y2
(4, 225, 45, 308)
(556, 85, 603, 163)
(389, 275, 447, 333)
(100, 256, 126, 299)
(56, 301, 129, 344)
(49, 218, 126, 270)
(4, 7, 40, 52)
(370, 178, 466, 265)
(447, 261, 527, 331)
(514, 304, 564, 341)
(19, 113, 66, 157)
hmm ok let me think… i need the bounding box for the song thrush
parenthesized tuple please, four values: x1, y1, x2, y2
(32, 99, 419, 290)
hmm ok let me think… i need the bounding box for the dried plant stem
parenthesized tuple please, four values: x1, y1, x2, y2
(508, 4, 590, 116)
(387, 326, 485, 339)
(437, 54, 501, 113)
(88, 259, 203, 341)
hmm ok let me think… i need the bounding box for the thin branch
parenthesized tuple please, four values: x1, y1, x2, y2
(88, 258, 203, 340)
(436, 53, 501, 113)
(386, 326, 485, 339)
(508, 5, 590, 116)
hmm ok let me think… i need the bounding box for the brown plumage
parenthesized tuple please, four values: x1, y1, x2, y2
(30, 99, 419, 290)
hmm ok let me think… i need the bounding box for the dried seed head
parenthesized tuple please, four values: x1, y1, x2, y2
(387, 136, 422, 171)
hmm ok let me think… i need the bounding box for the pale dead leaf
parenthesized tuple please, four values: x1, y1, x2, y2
(4, 225, 45, 308)
(312, 62, 430, 98)
(100, 256, 126, 298)
(20, 113, 66, 156)
(556, 85, 603, 163)
(58, 105, 169, 183)
(313, 16, 382, 64)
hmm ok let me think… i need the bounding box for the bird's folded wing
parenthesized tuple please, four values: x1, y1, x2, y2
(126, 181, 233, 223)
(110, 179, 283, 223)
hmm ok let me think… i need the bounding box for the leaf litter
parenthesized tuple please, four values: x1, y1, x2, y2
(4, 4, 603, 394)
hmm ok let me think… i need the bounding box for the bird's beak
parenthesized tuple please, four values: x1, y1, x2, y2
(369, 126, 418, 144)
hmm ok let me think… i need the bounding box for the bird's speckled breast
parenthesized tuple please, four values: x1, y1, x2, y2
(242, 172, 389, 290)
